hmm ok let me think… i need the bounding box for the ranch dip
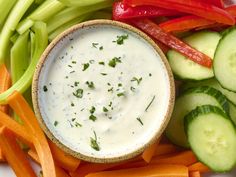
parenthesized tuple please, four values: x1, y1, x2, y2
(37, 24, 172, 160)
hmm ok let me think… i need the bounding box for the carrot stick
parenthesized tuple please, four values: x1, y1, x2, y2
(151, 150, 197, 166)
(0, 64, 11, 113)
(0, 147, 5, 162)
(142, 138, 160, 163)
(85, 164, 189, 177)
(188, 162, 210, 173)
(0, 127, 37, 177)
(48, 140, 81, 172)
(189, 171, 201, 177)
(28, 149, 71, 177)
(154, 143, 180, 156)
(7, 91, 56, 177)
(0, 110, 33, 147)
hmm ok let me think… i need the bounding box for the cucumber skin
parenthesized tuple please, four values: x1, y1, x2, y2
(213, 26, 236, 92)
(184, 105, 236, 172)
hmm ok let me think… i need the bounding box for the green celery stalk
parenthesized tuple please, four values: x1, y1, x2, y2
(30, 31, 36, 59)
(89, 10, 112, 20)
(49, 13, 91, 41)
(59, 0, 111, 7)
(16, 0, 65, 34)
(47, 0, 113, 33)
(0, 0, 17, 27)
(35, 0, 46, 5)
(10, 33, 20, 44)
(0, 0, 34, 64)
(0, 21, 48, 104)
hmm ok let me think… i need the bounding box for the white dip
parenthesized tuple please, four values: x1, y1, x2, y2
(38, 24, 171, 160)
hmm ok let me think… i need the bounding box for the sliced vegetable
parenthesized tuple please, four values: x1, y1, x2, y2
(0, 0, 17, 27)
(7, 91, 56, 177)
(189, 171, 201, 177)
(125, 0, 235, 25)
(142, 139, 160, 163)
(0, 0, 34, 64)
(167, 31, 221, 80)
(0, 147, 5, 162)
(113, 2, 183, 20)
(159, 15, 215, 33)
(166, 86, 229, 147)
(131, 19, 213, 68)
(0, 21, 48, 104)
(0, 127, 37, 177)
(226, 5, 236, 17)
(229, 103, 236, 125)
(153, 143, 179, 156)
(185, 105, 236, 172)
(214, 27, 236, 92)
(85, 164, 189, 177)
(188, 162, 210, 173)
(58, 0, 110, 7)
(199, 0, 224, 8)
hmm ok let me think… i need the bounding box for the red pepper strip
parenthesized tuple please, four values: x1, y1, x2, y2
(113, 1, 183, 20)
(199, 0, 224, 8)
(131, 18, 212, 68)
(124, 0, 235, 25)
(226, 5, 236, 16)
(159, 15, 216, 32)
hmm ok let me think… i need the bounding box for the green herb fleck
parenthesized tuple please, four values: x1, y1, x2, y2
(90, 106, 96, 114)
(43, 85, 48, 92)
(89, 115, 97, 121)
(108, 57, 121, 68)
(103, 107, 108, 112)
(73, 89, 83, 98)
(145, 96, 156, 112)
(65, 76, 69, 79)
(108, 87, 113, 92)
(71, 118, 76, 122)
(89, 60, 95, 64)
(92, 43, 98, 48)
(117, 92, 125, 97)
(71, 102, 75, 107)
(75, 122, 82, 127)
(74, 81, 80, 86)
(118, 83, 122, 87)
(68, 65, 72, 68)
(136, 117, 143, 125)
(86, 81, 95, 89)
(99, 46, 103, 50)
(54, 121, 58, 127)
(113, 34, 129, 45)
(90, 131, 100, 151)
(109, 101, 112, 107)
(72, 61, 76, 64)
(131, 77, 142, 85)
(99, 61, 105, 65)
(100, 73, 107, 76)
(130, 86, 135, 92)
(149, 73, 152, 77)
(82, 63, 90, 71)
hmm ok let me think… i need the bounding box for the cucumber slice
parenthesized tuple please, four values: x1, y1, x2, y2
(166, 86, 229, 147)
(185, 105, 236, 172)
(168, 31, 221, 80)
(229, 103, 236, 126)
(214, 27, 236, 92)
(183, 78, 236, 105)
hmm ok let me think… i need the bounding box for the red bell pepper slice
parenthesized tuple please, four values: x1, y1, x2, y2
(131, 18, 212, 68)
(226, 5, 236, 17)
(199, 0, 224, 8)
(159, 15, 216, 32)
(124, 0, 235, 25)
(113, 2, 183, 20)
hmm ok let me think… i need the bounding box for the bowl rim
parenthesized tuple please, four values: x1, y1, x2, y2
(32, 19, 175, 163)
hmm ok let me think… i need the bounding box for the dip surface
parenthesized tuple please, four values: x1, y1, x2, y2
(37, 24, 172, 160)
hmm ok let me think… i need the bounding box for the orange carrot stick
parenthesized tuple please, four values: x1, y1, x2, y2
(7, 91, 56, 177)
(48, 140, 81, 172)
(85, 164, 189, 177)
(28, 149, 71, 177)
(142, 138, 160, 163)
(0, 127, 37, 177)
(154, 143, 180, 156)
(0, 64, 11, 113)
(189, 171, 201, 177)
(188, 162, 210, 173)
(151, 150, 197, 166)
(0, 147, 5, 162)
(0, 111, 33, 147)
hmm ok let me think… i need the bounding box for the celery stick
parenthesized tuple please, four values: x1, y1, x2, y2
(90, 10, 112, 20)
(0, 0, 17, 27)
(10, 33, 20, 44)
(47, 0, 113, 33)
(30, 31, 36, 59)
(0, 21, 48, 104)
(0, 0, 34, 64)
(16, 0, 65, 34)
(49, 14, 91, 41)
(35, 0, 46, 5)
(59, 0, 111, 7)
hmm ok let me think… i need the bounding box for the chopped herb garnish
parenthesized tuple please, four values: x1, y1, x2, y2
(117, 92, 125, 97)
(108, 57, 121, 68)
(71, 102, 75, 107)
(136, 117, 143, 126)
(100, 73, 107, 76)
(131, 77, 142, 85)
(89, 60, 95, 64)
(72, 61, 76, 64)
(118, 83, 122, 87)
(71, 118, 76, 122)
(99, 61, 105, 65)
(74, 81, 80, 86)
(130, 86, 136, 92)
(145, 96, 156, 112)
(107, 83, 111, 86)
(86, 81, 95, 89)
(113, 34, 128, 45)
(73, 89, 83, 98)
(103, 107, 108, 112)
(90, 106, 96, 114)
(99, 46, 103, 50)
(109, 101, 112, 107)
(65, 76, 69, 79)
(82, 63, 90, 71)
(70, 70, 75, 74)
(68, 65, 72, 68)
(92, 43, 98, 48)
(108, 87, 113, 92)
(54, 121, 58, 126)
(75, 122, 82, 127)
(90, 131, 100, 151)
(89, 115, 97, 121)
(149, 73, 152, 77)
(43, 85, 48, 92)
